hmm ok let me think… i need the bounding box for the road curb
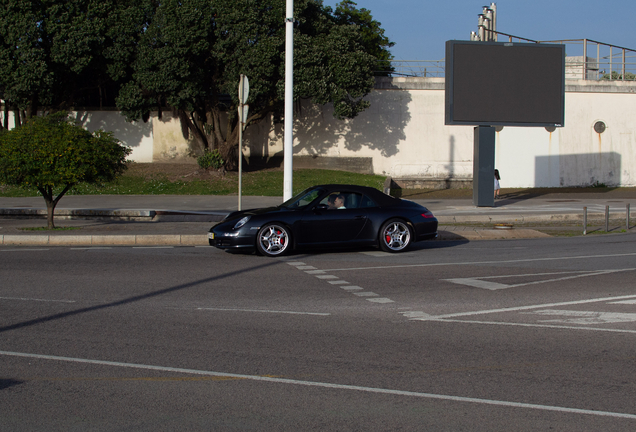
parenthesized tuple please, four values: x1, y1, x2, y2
(436, 214, 586, 223)
(0, 208, 155, 220)
(0, 234, 210, 247)
(436, 229, 551, 241)
(1, 229, 551, 247)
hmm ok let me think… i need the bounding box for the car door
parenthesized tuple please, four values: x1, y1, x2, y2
(297, 191, 369, 245)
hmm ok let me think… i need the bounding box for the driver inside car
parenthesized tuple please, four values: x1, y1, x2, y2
(327, 194, 346, 209)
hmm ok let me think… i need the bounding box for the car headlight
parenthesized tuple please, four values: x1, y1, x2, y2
(233, 216, 251, 229)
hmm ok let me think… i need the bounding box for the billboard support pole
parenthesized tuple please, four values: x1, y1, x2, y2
(473, 126, 496, 207)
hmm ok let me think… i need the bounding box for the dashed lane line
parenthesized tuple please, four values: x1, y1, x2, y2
(287, 261, 394, 304)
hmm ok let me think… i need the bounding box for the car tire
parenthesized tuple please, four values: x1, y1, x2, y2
(256, 223, 291, 257)
(379, 219, 412, 252)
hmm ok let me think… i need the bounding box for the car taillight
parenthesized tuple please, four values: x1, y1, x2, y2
(421, 211, 434, 219)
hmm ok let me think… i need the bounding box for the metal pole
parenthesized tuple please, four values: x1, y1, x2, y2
(627, 204, 631, 231)
(490, 2, 497, 42)
(622, 49, 626, 81)
(238, 111, 243, 211)
(283, 0, 294, 201)
(583, 207, 587, 235)
(605, 205, 609, 232)
(583, 39, 587, 80)
(238, 75, 244, 211)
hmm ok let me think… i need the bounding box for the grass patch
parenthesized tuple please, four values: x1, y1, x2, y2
(0, 167, 386, 197)
(19, 226, 81, 231)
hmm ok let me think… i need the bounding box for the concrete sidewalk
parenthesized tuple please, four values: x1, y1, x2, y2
(0, 193, 634, 246)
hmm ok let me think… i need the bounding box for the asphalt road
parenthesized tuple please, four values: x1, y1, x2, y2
(2, 233, 636, 431)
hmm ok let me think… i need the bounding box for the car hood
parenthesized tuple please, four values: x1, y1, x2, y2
(222, 206, 291, 222)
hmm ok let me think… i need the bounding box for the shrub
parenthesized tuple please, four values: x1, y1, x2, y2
(197, 149, 224, 170)
(0, 112, 131, 228)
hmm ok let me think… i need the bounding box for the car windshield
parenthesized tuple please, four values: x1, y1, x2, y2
(280, 187, 325, 209)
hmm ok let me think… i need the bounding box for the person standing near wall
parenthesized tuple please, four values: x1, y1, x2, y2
(494, 169, 501, 199)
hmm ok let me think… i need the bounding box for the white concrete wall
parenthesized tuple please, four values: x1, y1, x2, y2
(72, 111, 154, 163)
(252, 77, 636, 187)
(1, 108, 155, 163)
(3, 77, 635, 187)
(279, 78, 636, 188)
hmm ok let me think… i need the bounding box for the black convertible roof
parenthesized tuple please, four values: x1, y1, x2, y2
(313, 184, 401, 207)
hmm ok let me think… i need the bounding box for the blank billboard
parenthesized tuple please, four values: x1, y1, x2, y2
(445, 40, 565, 127)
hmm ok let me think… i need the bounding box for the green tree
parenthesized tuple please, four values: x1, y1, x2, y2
(332, 0, 394, 75)
(116, 0, 390, 169)
(0, 113, 131, 229)
(0, 0, 145, 124)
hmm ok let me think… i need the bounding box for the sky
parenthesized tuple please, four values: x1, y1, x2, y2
(321, 0, 636, 60)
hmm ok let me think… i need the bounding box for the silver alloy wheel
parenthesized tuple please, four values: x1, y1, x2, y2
(380, 219, 412, 252)
(257, 224, 290, 256)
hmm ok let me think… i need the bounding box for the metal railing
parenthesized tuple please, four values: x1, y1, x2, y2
(384, 37, 635, 81)
(540, 39, 635, 81)
(380, 60, 445, 78)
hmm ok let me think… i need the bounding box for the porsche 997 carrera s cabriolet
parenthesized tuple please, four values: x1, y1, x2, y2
(208, 184, 438, 257)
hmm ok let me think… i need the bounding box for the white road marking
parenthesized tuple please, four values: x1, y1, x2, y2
(2, 350, 636, 420)
(401, 311, 432, 319)
(0, 296, 76, 303)
(291, 262, 399, 304)
(320, 252, 636, 272)
(444, 269, 636, 291)
(608, 299, 636, 305)
(197, 307, 330, 316)
(429, 318, 636, 335)
(445, 278, 509, 290)
(367, 298, 395, 304)
(524, 310, 636, 325)
(353, 292, 379, 297)
(408, 294, 636, 321)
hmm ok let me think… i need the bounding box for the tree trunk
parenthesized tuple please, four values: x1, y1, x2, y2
(45, 199, 57, 230)
(38, 184, 73, 230)
(177, 109, 208, 156)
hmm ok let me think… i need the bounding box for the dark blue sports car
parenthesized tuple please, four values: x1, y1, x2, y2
(208, 184, 438, 256)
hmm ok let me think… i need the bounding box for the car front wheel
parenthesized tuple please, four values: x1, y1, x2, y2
(256, 223, 291, 257)
(379, 219, 412, 252)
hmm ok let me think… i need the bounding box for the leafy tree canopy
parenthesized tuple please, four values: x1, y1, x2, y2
(1, 0, 394, 170)
(0, 0, 146, 123)
(116, 0, 393, 169)
(0, 113, 131, 228)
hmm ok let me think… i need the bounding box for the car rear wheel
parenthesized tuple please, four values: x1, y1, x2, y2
(256, 223, 291, 257)
(379, 219, 412, 252)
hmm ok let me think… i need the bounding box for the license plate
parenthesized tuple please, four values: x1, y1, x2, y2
(208, 233, 215, 240)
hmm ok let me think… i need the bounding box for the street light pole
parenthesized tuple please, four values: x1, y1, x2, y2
(283, 0, 294, 201)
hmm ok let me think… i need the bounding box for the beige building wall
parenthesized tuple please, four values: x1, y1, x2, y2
(4, 77, 634, 187)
